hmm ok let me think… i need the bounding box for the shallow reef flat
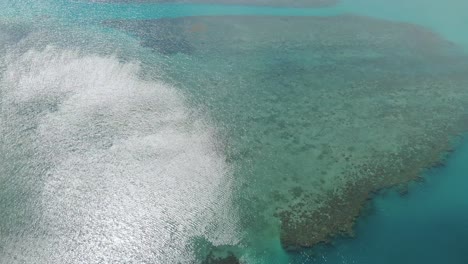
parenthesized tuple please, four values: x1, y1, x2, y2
(106, 15, 468, 252)
(93, 0, 338, 8)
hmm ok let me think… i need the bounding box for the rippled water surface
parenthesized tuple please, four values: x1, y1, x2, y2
(1, 0, 468, 263)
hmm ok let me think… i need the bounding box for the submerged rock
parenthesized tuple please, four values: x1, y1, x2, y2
(107, 15, 468, 251)
(204, 252, 240, 264)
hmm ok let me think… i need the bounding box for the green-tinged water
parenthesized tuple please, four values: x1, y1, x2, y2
(1, 1, 468, 263)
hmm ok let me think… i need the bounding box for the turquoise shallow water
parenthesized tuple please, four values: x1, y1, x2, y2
(1, 0, 468, 263)
(5, 0, 466, 49)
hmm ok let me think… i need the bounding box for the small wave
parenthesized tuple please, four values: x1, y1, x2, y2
(0, 46, 238, 263)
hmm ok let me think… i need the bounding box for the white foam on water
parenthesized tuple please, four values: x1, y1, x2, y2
(0, 46, 239, 263)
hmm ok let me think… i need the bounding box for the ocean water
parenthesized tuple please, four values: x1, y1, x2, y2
(1, 0, 468, 263)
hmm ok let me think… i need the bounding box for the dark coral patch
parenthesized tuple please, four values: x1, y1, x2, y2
(104, 19, 195, 55)
(204, 252, 240, 264)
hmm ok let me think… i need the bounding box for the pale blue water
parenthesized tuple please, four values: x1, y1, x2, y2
(1, 0, 468, 263)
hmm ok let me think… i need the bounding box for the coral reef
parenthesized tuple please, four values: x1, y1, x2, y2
(107, 15, 468, 250)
